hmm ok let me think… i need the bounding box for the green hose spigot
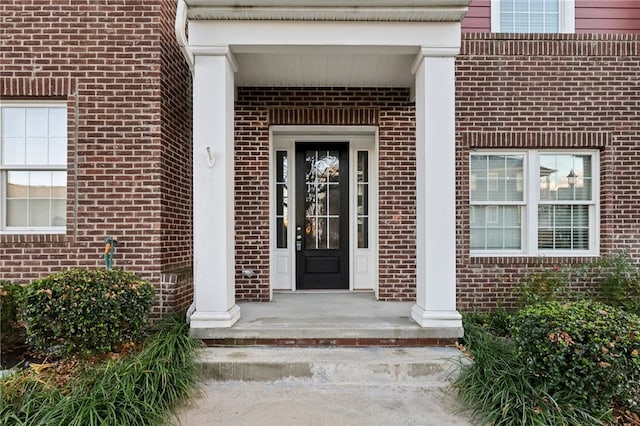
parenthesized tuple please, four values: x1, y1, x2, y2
(104, 237, 117, 270)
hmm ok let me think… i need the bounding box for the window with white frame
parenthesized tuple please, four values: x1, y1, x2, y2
(491, 0, 575, 33)
(470, 150, 598, 256)
(0, 103, 67, 233)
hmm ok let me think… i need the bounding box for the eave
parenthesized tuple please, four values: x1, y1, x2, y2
(183, 0, 471, 21)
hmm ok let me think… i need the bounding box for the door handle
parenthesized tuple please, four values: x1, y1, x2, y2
(296, 227, 302, 251)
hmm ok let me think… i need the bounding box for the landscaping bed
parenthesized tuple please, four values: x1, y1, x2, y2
(455, 253, 640, 426)
(0, 270, 200, 426)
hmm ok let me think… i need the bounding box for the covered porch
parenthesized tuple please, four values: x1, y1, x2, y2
(191, 292, 459, 344)
(177, 0, 470, 338)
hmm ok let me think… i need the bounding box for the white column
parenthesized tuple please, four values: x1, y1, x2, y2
(190, 49, 240, 329)
(411, 48, 463, 336)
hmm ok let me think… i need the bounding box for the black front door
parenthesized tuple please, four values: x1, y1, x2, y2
(295, 143, 349, 290)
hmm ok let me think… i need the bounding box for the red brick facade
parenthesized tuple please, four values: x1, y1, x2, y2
(456, 33, 640, 310)
(0, 1, 192, 315)
(2, 2, 639, 314)
(234, 88, 417, 301)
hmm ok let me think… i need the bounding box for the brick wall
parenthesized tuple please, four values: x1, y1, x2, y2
(159, 0, 193, 311)
(0, 1, 192, 315)
(234, 88, 417, 301)
(456, 33, 640, 311)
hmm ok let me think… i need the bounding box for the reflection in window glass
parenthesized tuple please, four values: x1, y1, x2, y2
(275, 151, 288, 248)
(471, 150, 597, 255)
(5, 171, 66, 228)
(539, 154, 592, 202)
(357, 151, 369, 248)
(303, 150, 341, 250)
(470, 154, 524, 251)
(1, 105, 67, 231)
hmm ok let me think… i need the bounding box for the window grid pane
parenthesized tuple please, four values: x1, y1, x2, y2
(275, 151, 288, 248)
(471, 150, 596, 255)
(470, 205, 522, 250)
(357, 151, 369, 248)
(1, 105, 67, 230)
(5, 170, 66, 228)
(470, 153, 524, 251)
(500, 0, 559, 33)
(538, 205, 589, 250)
(539, 154, 592, 202)
(304, 150, 341, 250)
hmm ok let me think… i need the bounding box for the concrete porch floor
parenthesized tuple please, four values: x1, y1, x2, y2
(190, 291, 461, 344)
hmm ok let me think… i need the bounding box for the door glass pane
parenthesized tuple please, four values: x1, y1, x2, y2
(357, 217, 369, 249)
(328, 217, 340, 249)
(275, 151, 288, 248)
(317, 218, 327, 249)
(305, 217, 317, 248)
(357, 151, 369, 248)
(304, 150, 341, 250)
(328, 184, 340, 215)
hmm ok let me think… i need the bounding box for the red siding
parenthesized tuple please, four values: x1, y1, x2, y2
(464, 0, 640, 34)
(576, 0, 640, 33)
(462, 0, 491, 33)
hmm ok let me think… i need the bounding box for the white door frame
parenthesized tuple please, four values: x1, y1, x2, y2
(270, 126, 379, 299)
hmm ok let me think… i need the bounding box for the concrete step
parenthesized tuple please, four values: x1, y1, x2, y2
(196, 346, 467, 386)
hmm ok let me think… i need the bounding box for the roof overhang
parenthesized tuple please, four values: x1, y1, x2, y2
(183, 0, 471, 22)
(180, 0, 470, 87)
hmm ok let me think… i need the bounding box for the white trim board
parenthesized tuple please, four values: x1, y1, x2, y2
(270, 127, 379, 299)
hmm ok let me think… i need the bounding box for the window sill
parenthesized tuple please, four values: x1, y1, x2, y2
(468, 254, 600, 265)
(0, 232, 68, 244)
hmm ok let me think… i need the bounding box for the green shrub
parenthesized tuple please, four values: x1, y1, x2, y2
(461, 310, 513, 338)
(517, 267, 570, 307)
(1, 315, 199, 426)
(595, 252, 640, 315)
(456, 322, 605, 425)
(511, 300, 640, 415)
(21, 269, 154, 356)
(0, 281, 25, 347)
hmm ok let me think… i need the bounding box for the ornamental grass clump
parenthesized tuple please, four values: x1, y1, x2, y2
(0, 315, 200, 426)
(21, 269, 154, 356)
(512, 300, 640, 416)
(455, 320, 604, 426)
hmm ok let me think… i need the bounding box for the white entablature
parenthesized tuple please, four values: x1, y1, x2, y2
(184, 0, 471, 22)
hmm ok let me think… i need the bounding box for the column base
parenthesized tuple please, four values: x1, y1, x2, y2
(410, 304, 463, 338)
(189, 304, 241, 329)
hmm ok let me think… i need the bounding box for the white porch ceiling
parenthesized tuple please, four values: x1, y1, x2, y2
(232, 46, 417, 87)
